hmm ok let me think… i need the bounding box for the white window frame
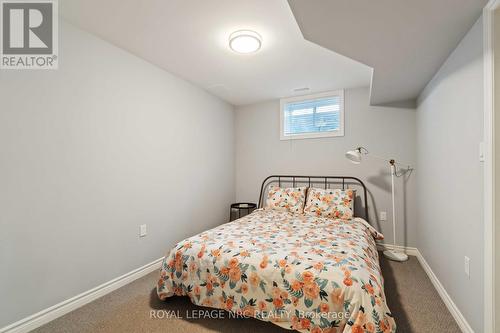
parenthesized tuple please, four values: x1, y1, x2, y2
(279, 89, 345, 140)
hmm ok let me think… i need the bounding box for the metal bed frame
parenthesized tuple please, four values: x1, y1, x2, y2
(257, 175, 369, 221)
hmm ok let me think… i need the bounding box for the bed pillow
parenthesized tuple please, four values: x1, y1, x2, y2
(304, 188, 355, 220)
(265, 186, 307, 213)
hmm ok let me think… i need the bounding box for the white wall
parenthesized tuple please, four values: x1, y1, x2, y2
(235, 87, 417, 247)
(416, 17, 484, 332)
(0, 21, 234, 327)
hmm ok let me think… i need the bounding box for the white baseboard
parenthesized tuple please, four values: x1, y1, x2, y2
(414, 250, 474, 333)
(376, 243, 473, 333)
(376, 242, 419, 256)
(0, 257, 164, 333)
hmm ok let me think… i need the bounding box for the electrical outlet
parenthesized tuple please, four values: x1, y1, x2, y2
(379, 211, 387, 221)
(139, 224, 147, 237)
(464, 256, 470, 278)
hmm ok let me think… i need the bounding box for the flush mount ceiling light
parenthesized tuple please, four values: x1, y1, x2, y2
(229, 30, 262, 54)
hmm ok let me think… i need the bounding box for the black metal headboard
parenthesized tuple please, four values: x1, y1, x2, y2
(258, 175, 369, 221)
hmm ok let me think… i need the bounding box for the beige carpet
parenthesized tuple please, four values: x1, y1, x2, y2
(31, 254, 461, 333)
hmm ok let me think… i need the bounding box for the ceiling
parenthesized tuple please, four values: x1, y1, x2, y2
(60, 0, 372, 106)
(288, 0, 488, 106)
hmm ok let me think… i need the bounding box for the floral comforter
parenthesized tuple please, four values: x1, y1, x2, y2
(157, 209, 396, 333)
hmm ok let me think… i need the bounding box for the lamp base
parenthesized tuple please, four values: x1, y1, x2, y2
(383, 249, 408, 262)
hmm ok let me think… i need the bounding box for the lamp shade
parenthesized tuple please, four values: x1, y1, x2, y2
(345, 149, 362, 164)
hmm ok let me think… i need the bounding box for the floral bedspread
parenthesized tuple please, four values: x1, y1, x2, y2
(157, 209, 396, 333)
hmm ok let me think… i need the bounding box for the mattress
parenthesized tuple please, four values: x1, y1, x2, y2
(157, 209, 396, 333)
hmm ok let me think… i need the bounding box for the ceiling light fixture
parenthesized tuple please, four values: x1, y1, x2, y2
(229, 30, 262, 54)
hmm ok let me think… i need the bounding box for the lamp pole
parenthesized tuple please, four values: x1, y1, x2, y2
(383, 158, 408, 261)
(390, 159, 397, 250)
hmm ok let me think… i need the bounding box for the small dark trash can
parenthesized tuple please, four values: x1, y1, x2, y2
(229, 202, 257, 221)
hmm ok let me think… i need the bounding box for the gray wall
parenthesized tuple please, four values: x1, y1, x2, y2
(235, 87, 417, 247)
(416, 17, 484, 332)
(0, 21, 235, 327)
(496, 8, 500, 328)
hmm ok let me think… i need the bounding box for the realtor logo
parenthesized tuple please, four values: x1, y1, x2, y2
(1, 0, 58, 69)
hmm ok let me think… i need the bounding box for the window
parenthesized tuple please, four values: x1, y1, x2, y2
(280, 90, 344, 140)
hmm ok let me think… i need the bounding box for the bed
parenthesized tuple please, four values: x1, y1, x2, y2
(157, 176, 396, 333)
